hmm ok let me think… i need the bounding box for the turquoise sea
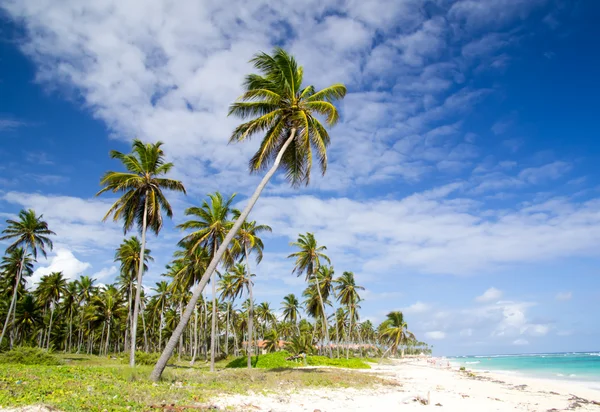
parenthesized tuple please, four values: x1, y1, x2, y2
(451, 352, 600, 386)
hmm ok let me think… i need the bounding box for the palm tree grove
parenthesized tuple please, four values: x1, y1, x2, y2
(0, 49, 431, 408)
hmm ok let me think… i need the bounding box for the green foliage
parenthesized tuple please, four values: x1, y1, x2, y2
(226, 351, 370, 370)
(460, 366, 466, 371)
(306, 355, 370, 369)
(121, 351, 162, 366)
(0, 347, 62, 366)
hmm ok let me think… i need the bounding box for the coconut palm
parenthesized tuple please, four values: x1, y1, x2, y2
(151, 281, 170, 351)
(334, 271, 364, 358)
(281, 293, 300, 327)
(0, 248, 34, 300)
(115, 236, 152, 352)
(14, 294, 42, 343)
(230, 212, 271, 368)
(152, 48, 346, 380)
(177, 192, 235, 372)
(0, 209, 55, 347)
(62, 281, 79, 352)
(93, 285, 126, 355)
(379, 311, 415, 357)
(97, 139, 185, 366)
(35, 271, 67, 349)
(289, 233, 332, 356)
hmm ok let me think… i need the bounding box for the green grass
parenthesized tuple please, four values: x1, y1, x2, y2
(226, 351, 371, 369)
(0, 353, 383, 411)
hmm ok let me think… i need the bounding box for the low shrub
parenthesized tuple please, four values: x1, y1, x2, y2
(226, 351, 370, 369)
(120, 351, 161, 366)
(459, 366, 466, 371)
(0, 346, 62, 366)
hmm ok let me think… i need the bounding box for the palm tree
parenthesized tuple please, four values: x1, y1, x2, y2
(289, 233, 332, 356)
(115, 236, 152, 352)
(14, 294, 42, 344)
(62, 281, 79, 352)
(334, 271, 364, 358)
(97, 139, 185, 367)
(93, 285, 126, 355)
(281, 294, 300, 327)
(152, 48, 346, 380)
(0, 248, 34, 300)
(230, 212, 271, 369)
(177, 192, 235, 372)
(35, 271, 67, 349)
(0, 209, 55, 347)
(152, 281, 170, 351)
(379, 311, 415, 358)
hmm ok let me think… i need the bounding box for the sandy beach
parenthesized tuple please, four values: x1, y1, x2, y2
(213, 359, 600, 411)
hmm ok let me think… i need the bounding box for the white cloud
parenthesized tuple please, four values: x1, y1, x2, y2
(31, 248, 91, 287)
(475, 287, 503, 303)
(513, 338, 529, 346)
(555, 291, 572, 301)
(460, 328, 473, 337)
(425, 331, 446, 340)
(403, 301, 431, 314)
(91, 266, 119, 283)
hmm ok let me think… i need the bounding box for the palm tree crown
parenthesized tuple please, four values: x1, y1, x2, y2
(97, 139, 186, 234)
(0, 209, 55, 258)
(228, 47, 346, 187)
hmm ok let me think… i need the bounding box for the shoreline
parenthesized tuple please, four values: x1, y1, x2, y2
(213, 358, 600, 411)
(448, 359, 600, 392)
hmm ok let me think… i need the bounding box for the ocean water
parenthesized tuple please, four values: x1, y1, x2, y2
(450, 352, 600, 384)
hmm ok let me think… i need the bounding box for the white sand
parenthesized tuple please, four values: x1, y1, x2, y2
(212, 359, 600, 411)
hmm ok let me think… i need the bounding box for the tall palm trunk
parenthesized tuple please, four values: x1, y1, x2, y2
(0, 251, 25, 347)
(190, 305, 198, 365)
(46, 304, 55, 349)
(130, 194, 148, 367)
(158, 300, 165, 351)
(151, 129, 297, 381)
(105, 318, 112, 355)
(224, 303, 229, 357)
(244, 245, 254, 369)
(313, 273, 332, 357)
(210, 243, 218, 372)
(141, 301, 149, 352)
(346, 306, 352, 360)
(67, 310, 73, 353)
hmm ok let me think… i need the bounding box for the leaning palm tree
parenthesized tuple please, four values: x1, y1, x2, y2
(230, 211, 271, 369)
(97, 139, 185, 367)
(151, 48, 346, 380)
(289, 233, 332, 356)
(177, 192, 235, 372)
(379, 311, 415, 358)
(334, 271, 364, 358)
(0, 248, 34, 300)
(0, 209, 55, 347)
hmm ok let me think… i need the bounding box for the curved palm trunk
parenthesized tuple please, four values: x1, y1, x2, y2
(130, 194, 148, 367)
(151, 129, 297, 381)
(0, 252, 25, 347)
(244, 245, 254, 369)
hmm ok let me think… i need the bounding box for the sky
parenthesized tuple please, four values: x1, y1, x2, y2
(0, 0, 599, 356)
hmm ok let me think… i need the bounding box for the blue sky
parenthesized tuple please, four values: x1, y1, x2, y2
(1, 0, 599, 356)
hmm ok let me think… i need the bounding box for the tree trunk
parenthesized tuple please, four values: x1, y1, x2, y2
(346, 307, 352, 360)
(224, 303, 229, 357)
(46, 304, 55, 349)
(244, 245, 254, 369)
(105, 318, 111, 355)
(130, 193, 148, 367)
(141, 301, 149, 352)
(158, 300, 164, 351)
(191, 304, 198, 365)
(151, 128, 297, 381)
(0, 251, 25, 347)
(210, 270, 217, 372)
(313, 273, 332, 357)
